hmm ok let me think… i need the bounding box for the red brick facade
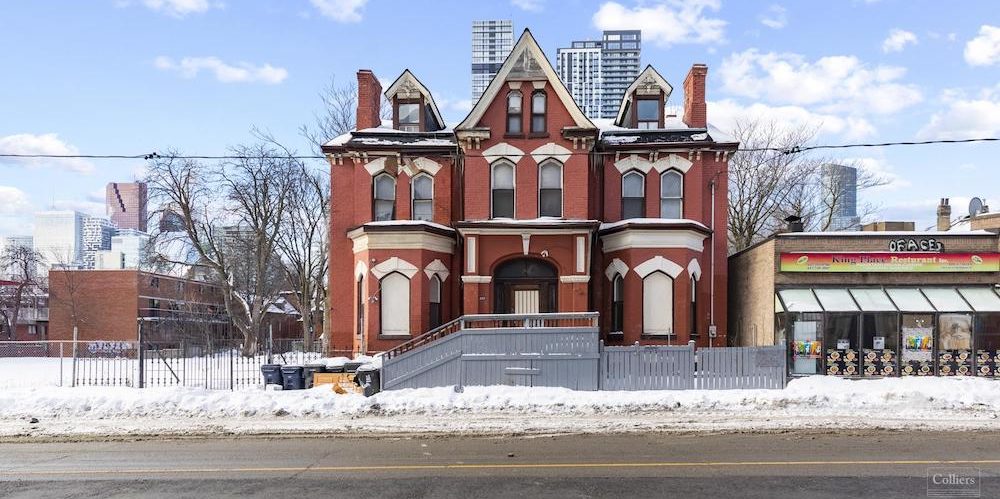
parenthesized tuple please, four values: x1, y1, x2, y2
(324, 30, 737, 355)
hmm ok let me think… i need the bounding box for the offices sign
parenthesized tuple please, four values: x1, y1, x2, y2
(779, 252, 1000, 273)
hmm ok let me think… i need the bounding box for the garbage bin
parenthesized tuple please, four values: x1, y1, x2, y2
(302, 364, 327, 389)
(281, 365, 305, 390)
(261, 364, 283, 386)
(325, 365, 345, 373)
(355, 365, 381, 397)
(343, 361, 364, 373)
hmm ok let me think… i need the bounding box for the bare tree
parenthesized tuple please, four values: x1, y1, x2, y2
(300, 75, 392, 154)
(145, 144, 296, 355)
(728, 118, 892, 252)
(0, 246, 45, 339)
(727, 118, 821, 252)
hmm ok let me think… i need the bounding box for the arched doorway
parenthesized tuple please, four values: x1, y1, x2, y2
(493, 258, 558, 314)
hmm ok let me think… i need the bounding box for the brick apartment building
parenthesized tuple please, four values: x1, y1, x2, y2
(323, 30, 736, 355)
(47, 269, 228, 343)
(0, 279, 48, 341)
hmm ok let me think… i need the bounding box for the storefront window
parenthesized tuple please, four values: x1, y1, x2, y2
(861, 314, 898, 377)
(790, 313, 822, 375)
(975, 314, 1000, 377)
(938, 314, 973, 376)
(824, 314, 859, 376)
(901, 314, 934, 376)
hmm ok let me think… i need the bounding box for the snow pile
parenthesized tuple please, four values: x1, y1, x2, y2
(3, 376, 1000, 423)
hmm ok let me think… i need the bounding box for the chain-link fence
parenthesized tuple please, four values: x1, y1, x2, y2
(0, 337, 325, 390)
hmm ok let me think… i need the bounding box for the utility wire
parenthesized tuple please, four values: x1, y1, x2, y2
(0, 137, 996, 161)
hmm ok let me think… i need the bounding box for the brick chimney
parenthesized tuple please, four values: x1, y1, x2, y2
(356, 69, 382, 131)
(936, 198, 951, 231)
(683, 64, 708, 129)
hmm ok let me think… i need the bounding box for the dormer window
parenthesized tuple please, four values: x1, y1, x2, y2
(636, 98, 660, 129)
(398, 102, 420, 132)
(506, 91, 522, 134)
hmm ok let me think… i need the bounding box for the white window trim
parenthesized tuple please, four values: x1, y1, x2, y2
(621, 170, 645, 218)
(371, 257, 419, 280)
(491, 160, 516, 219)
(423, 259, 450, 282)
(660, 169, 684, 218)
(537, 160, 563, 218)
(633, 256, 684, 279)
(605, 258, 629, 282)
(530, 142, 572, 163)
(411, 173, 434, 221)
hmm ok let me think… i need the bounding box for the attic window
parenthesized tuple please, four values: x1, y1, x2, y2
(636, 99, 660, 129)
(398, 102, 420, 132)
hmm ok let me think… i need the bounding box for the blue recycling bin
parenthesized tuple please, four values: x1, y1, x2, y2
(280, 365, 305, 390)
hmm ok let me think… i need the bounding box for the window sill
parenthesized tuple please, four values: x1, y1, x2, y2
(528, 132, 549, 138)
(640, 334, 678, 340)
(504, 133, 526, 139)
(378, 334, 412, 340)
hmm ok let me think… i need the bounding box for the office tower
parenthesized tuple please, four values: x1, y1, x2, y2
(599, 30, 641, 119)
(81, 216, 116, 269)
(822, 164, 861, 231)
(556, 30, 641, 119)
(94, 229, 151, 270)
(106, 182, 148, 232)
(2, 235, 33, 251)
(556, 40, 604, 119)
(471, 20, 514, 101)
(33, 210, 85, 267)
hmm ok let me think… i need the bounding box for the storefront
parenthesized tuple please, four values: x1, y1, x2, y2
(729, 230, 1000, 378)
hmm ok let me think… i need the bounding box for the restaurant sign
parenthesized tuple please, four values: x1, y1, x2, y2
(780, 252, 1000, 273)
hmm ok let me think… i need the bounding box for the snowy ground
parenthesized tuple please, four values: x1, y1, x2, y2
(2, 376, 1000, 439)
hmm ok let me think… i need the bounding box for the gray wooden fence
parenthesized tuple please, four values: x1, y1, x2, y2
(381, 313, 601, 391)
(381, 314, 786, 392)
(599, 344, 695, 390)
(696, 345, 786, 389)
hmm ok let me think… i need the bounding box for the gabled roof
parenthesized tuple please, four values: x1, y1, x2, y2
(614, 65, 673, 127)
(384, 69, 446, 130)
(457, 29, 595, 131)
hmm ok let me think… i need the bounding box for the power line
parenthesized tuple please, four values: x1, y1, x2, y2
(0, 137, 995, 161)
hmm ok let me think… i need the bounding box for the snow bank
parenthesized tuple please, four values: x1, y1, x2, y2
(3, 376, 1000, 423)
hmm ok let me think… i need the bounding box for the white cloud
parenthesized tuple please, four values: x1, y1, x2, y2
(850, 157, 910, 192)
(917, 92, 1000, 140)
(511, 0, 544, 11)
(718, 49, 922, 115)
(882, 29, 917, 53)
(51, 199, 105, 217)
(708, 99, 876, 141)
(0, 133, 95, 174)
(758, 4, 787, 30)
(154, 56, 288, 84)
(593, 0, 726, 47)
(124, 0, 220, 17)
(309, 0, 368, 23)
(964, 25, 1000, 66)
(0, 186, 32, 217)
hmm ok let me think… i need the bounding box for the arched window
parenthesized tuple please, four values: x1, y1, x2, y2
(611, 274, 624, 332)
(373, 173, 396, 221)
(538, 161, 562, 217)
(491, 161, 515, 218)
(411, 174, 433, 221)
(380, 272, 410, 336)
(621, 171, 645, 219)
(690, 277, 698, 336)
(531, 91, 546, 133)
(506, 91, 522, 134)
(660, 170, 683, 218)
(643, 271, 673, 336)
(429, 275, 442, 329)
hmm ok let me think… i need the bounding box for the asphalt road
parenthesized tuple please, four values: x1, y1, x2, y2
(1, 431, 999, 498)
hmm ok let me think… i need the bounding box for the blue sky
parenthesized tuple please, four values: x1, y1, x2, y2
(1, 0, 998, 235)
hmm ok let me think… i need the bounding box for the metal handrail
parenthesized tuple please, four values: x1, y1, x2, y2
(382, 312, 599, 361)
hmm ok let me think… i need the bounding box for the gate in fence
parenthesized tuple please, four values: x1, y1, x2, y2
(598, 342, 787, 390)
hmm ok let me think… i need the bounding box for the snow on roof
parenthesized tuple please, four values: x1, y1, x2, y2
(460, 218, 600, 226)
(707, 123, 737, 143)
(363, 220, 456, 232)
(600, 218, 710, 232)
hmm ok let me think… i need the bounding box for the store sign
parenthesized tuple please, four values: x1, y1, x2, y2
(888, 238, 944, 252)
(780, 252, 1000, 273)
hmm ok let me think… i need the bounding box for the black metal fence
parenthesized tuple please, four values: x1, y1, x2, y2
(0, 337, 325, 390)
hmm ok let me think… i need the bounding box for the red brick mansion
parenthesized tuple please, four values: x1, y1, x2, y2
(324, 30, 737, 355)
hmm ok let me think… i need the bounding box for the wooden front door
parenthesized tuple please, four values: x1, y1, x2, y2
(493, 258, 558, 315)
